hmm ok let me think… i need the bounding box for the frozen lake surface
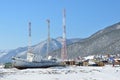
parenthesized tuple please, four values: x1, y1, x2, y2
(0, 65, 120, 80)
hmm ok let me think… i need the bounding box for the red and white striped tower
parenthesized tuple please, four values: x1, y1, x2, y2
(61, 9, 67, 60)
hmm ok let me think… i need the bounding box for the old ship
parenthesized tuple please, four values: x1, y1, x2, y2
(12, 20, 62, 69)
(12, 9, 67, 69)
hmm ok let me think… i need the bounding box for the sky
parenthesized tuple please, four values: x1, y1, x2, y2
(0, 0, 120, 50)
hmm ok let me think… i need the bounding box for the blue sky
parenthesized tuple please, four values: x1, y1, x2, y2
(0, 0, 120, 49)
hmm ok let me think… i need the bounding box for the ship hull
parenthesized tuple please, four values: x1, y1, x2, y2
(12, 58, 62, 69)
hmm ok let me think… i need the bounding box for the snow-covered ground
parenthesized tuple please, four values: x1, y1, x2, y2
(0, 65, 120, 80)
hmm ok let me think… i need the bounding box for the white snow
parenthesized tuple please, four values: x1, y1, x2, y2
(0, 65, 120, 80)
(0, 53, 8, 58)
(84, 55, 95, 60)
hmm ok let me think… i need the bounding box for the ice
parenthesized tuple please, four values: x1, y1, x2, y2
(0, 65, 120, 80)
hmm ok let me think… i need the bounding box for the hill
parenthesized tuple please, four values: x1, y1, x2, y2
(52, 22, 120, 59)
(0, 37, 81, 63)
(1, 22, 120, 63)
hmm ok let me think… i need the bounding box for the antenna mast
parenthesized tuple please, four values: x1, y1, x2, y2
(46, 19, 50, 57)
(61, 9, 67, 60)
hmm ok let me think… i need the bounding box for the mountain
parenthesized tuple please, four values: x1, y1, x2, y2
(0, 37, 81, 63)
(1, 22, 120, 63)
(0, 47, 27, 63)
(52, 22, 120, 59)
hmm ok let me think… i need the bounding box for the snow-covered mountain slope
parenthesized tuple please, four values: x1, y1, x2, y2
(0, 38, 81, 63)
(52, 22, 120, 59)
(0, 47, 27, 63)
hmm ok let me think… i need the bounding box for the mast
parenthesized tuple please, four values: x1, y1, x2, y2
(61, 9, 67, 60)
(46, 19, 50, 57)
(27, 22, 34, 62)
(28, 22, 31, 53)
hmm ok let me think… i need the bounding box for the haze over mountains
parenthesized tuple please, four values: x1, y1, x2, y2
(1, 22, 120, 63)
